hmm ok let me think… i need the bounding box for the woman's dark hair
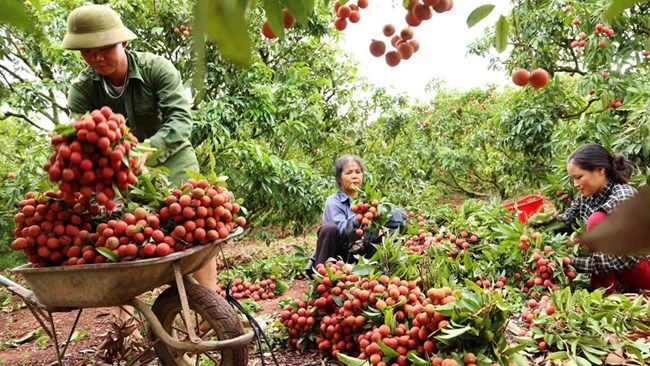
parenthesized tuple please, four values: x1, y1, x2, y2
(335, 154, 364, 187)
(567, 143, 634, 184)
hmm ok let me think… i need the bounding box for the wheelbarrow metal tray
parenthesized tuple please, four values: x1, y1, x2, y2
(11, 228, 242, 309)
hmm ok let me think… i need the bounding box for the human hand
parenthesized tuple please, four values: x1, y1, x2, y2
(133, 151, 153, 176)
(529, 214, 557, 228)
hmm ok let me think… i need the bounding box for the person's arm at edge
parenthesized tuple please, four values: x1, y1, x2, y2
(571, 253, 640, 275)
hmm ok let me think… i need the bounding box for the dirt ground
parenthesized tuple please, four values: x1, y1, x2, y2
(0, 233, 328, 366)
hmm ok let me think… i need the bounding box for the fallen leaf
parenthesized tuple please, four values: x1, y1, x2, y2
(605, 333, 620, 345)
(13, 329, 36, 344)
(604, 352, 626, 365)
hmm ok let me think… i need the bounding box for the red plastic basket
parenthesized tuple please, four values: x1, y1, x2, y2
(504, 195, 545, 224)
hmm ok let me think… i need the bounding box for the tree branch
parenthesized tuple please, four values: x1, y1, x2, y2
(446, 172, 489, 198)
(1, 111, 47, 131)
(559, 98, 599, 119)
(0, 63, 25, 82)
(555, 66, 587, 76)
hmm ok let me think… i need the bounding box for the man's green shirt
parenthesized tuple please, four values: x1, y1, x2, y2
(67, 49, 198, 183)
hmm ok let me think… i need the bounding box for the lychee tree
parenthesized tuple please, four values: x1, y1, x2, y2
(0, 0, 417, 241)
(470, 0, 650, 181)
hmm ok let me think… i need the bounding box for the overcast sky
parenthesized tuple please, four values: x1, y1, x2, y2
(338, 0, 513, 100)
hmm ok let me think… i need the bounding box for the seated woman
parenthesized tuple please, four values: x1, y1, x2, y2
(306, 154, 406, 276)
(541, 143, 650, 293)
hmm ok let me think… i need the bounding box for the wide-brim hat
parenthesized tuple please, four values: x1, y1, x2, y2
(62, 4, 137, 50)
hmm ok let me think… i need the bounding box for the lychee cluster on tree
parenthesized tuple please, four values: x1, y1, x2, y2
(332, 0, 453, 67)
(511, 68, 549, 89)
(172, 23, 193, 37)
(332, 0, 367, 31)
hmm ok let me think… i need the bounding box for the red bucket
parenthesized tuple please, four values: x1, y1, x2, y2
(504, 195, 545, 224)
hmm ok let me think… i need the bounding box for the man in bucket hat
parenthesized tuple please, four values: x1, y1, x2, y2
(63, 3, 199, 185)
(62, 4, 217, 297)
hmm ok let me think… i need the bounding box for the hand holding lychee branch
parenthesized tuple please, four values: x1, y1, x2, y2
(351, 198, 398, 239)
(129, 141, 159, 177)
(351, 198, 382, 237)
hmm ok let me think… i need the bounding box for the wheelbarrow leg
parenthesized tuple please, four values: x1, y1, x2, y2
(1, 274, 82, 365)
(172, 261, 199, 343)
(24, 306, 82, 365)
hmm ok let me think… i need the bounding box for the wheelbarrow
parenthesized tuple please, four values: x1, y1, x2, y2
(0, 227, 265, 365)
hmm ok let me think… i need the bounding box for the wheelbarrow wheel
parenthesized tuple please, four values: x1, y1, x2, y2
(150, 281, 249, 366)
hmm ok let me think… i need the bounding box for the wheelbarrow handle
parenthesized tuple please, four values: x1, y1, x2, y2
(0, 274, 42, 307)
(0, 273, 21, 289)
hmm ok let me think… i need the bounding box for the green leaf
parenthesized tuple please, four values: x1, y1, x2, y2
(512, 353, 529, 366)
(494, 15, 510, 53)
(434, 302, 456, 317)
(185, 169, 205, 182)
(514, 336, 536, 345)
(54, 123, 77, 137)
(332, 295, 344, 307)
(407, 350, 433, 366)
(336, 352, 368, 366)
(68, 329, 88, 342)
(436, 325, 471, 340)
(581, 345, 608, 356)
(574, 356, 592, 366)
(467, 4, 495, 28)
(605, 0, 643, 22)
(548, 351, 569, 360)
(285, 0, 311, 23)
(35, 335, 49, 348)
(1, 294, 12, 307)
(274, 279, 289, 293)
(264, 0, 286, 39)
(362, 309, 383, 324)
(503, 343, 528, 355)
(195, 0, 251, 67)
(0, 0, 35, 32)
(353, 263, 375, 276)
(377, 337, 400, 358)
(385, 306, 395, 331)
(581, 348, 603, 365)
(96, 247, 118, 263)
